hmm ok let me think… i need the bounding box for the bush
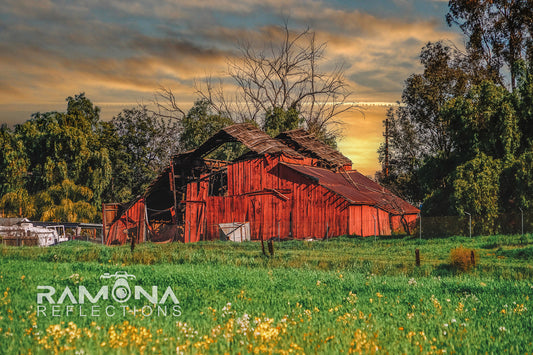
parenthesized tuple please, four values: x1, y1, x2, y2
(450, 246, 478, 272)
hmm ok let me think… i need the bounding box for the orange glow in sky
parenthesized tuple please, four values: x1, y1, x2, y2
(337, 105, 391, 177)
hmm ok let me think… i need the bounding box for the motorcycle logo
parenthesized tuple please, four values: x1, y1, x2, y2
(100, 271, 136, 303)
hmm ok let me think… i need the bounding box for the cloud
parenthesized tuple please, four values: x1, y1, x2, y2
(0, 0, 459, 127)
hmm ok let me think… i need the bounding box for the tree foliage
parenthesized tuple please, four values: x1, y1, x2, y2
(14, 93, 112, 204)
(452, 153, 501, 234)
(378, 42, 474, 203)
(446, 0, 533, 90)
(108, 105, 180, 199)
(379, 9, 533, 229)
(0, 94, 183, 221)
(0, 125, 28, 196)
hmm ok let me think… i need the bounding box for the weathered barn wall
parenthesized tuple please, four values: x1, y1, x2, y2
(390, 214, 419, 234)
(185, 155, 354, 241)
(348, 205, 392, 237)
(104, 198, 147, 245)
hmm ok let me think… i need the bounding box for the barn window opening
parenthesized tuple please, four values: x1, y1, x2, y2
(208, 169, 228, 196)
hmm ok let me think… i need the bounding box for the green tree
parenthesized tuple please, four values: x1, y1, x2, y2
(447, 0, 533, 90)
(501, 149, 533, 211)
(378, 42, 473, 203)
(0, 188, 35, 218)
(110, 105, 180, 198)
(15, 94, 111, 202)
(263, 107, 302, 138)
(515, 60, 533, 151)
(445, 81, 520, 164)
(180, 99, 243, 161)
(98, 121, 134, 203)
(452, 153, 501, 234)
(0, 125, 28, 196)
(10, 93, 111, 221)
(36, 179, 97, 222)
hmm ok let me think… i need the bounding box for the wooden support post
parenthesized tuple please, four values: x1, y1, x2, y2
(415, 248, 420, 267)
(268, 239, 274, 256)
(130, 229, 136, 253)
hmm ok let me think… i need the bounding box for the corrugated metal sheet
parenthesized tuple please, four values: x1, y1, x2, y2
(191, 123, 304, 159)
(276, 129, 352, 168)
(280, 163, 419, 215)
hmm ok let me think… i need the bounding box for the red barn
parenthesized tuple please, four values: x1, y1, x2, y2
(103, 124, 419, 245)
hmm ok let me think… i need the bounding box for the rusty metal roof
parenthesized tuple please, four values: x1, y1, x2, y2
(281, 163, 419, 215)
(276, 129, 352, 168)
(192, 123, 303, 158)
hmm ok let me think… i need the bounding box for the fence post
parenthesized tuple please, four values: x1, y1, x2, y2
(261, 235, 266, 256)
(465, 212, 471, 238)
(519, 208, 524, 236)
(415, 248, 420, 267)
(419, 214, 422, 240)
(267, 239, 274, 256)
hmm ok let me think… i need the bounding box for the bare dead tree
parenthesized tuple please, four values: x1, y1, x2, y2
(196, 22, 356, 142)
(151, 87, 186, 121)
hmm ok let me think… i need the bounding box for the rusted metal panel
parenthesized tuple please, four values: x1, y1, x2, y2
(276, 129, 352, 168)
(280, 163, 419, 215)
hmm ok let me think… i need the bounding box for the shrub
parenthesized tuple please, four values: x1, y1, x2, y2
(450, 246, 478, 272)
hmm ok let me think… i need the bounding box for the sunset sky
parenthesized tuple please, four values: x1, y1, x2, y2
(0, 0, 461, 175)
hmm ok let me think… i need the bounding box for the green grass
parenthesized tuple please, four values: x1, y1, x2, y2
(1, 234, 532, 354)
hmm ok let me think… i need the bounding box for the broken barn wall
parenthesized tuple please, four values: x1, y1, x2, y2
(104, 198, 147, 245)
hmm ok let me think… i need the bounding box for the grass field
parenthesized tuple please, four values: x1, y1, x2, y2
(1, 234, 532, 354)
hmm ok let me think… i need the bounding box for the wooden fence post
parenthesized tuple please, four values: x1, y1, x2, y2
(415, 248, 420, 267)
(268, 239, 274, 256)
(261, 235, 266, 256)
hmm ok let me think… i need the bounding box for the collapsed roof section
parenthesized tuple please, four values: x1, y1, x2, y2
(188, 123, 304, 159)
(180, 123, 354, 170)
(137, 124, 359, 203)
(276, 129, 352, 169)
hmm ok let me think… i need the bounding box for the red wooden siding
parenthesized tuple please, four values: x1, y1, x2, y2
(104, 198, 147, 245)
(104, 124, 420, 245)
(183, 154, 420, 242)
(391, 214, 419, 234)
(185, 155, 354, 241)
